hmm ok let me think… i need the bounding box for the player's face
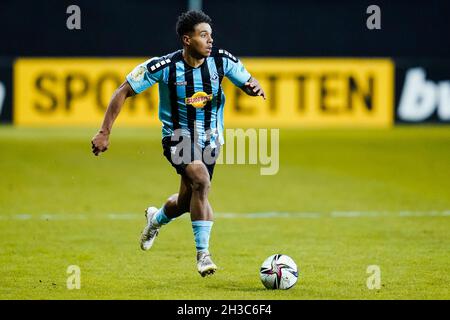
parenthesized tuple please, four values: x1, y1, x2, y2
(186, 23, 213, 58)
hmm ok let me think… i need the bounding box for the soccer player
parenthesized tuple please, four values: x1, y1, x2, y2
(91, 10, 265, 277)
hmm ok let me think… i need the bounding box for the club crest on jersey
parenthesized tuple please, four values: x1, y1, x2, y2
(211, 72, 219, 81)
(185, 91, 213, 108)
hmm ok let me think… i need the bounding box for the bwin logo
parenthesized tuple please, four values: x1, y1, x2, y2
(0, 81, 5, 116)
(398, 68, 450, 122)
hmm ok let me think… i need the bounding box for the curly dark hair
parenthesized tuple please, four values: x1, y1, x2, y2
(176, 10, 212, 39)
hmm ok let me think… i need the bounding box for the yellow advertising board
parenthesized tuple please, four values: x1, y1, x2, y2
(14, 58, 159, 126)
(14, 58, 394, 127)
(228, 58, 394, 127)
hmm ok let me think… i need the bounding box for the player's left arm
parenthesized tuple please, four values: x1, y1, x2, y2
(241, 76, 266, 100)
(221, 49, 266, 100)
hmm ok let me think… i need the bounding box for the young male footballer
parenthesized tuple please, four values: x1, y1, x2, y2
(91, 10, 265, 277)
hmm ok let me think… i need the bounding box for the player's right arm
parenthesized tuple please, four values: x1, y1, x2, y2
(91, 57, 163, 156)
(91, 81, 134, 156)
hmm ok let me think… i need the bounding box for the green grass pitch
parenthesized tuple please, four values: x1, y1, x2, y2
(0, 126, 449, 299)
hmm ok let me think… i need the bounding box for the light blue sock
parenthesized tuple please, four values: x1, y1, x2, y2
(151, 206, 172, 227)
(192, 220, 213, 253)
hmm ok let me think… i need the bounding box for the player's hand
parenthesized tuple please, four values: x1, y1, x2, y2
(243, 78, 266, 100)
(91, 130, 110, 156)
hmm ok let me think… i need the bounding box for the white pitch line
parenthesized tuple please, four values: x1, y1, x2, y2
(0, 211, 449, 221)
(107, 213, 141, 220)
(40, 214, 87, 220)
(399, 210, 450, 217)
(217, 212, 321, 219)
(14, 214, 32, 220)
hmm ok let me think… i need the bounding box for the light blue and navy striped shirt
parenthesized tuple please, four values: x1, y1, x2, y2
(126, 48, 251, 148)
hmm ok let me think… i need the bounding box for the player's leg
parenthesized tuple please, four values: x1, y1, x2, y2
(185, 160, 213, 221)
(184, 160, 217, 276)
(162, 175, 192, 219)
(140, 176, 191, 251)
(140, 136, 193, 251)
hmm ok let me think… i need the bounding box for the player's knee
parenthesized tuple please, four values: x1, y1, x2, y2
(186, 163, 211, 194)
(191, 175, 210, 194)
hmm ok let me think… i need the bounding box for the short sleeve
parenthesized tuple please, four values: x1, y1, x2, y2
(223, 54, 251, 87)
(126, 58, 163, 94)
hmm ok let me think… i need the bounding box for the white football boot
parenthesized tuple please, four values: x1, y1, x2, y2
(197, 251, 217, 277)
(140, 206, 160, 251)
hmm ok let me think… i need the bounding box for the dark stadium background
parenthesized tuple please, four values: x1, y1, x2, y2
(1, 0, 449, 58)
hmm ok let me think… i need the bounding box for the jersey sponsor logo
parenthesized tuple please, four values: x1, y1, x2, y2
(174, 81, 187, 86)
(185, 91, 213, 108)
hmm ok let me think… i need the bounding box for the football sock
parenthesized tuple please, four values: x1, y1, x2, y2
(191, 220, 213, 253)
(151, 206, 172, 227)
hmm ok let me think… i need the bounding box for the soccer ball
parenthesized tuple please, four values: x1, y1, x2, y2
(260, 254, 298, 290)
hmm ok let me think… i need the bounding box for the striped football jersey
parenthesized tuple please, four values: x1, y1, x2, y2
(126, 48, 251, 148)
